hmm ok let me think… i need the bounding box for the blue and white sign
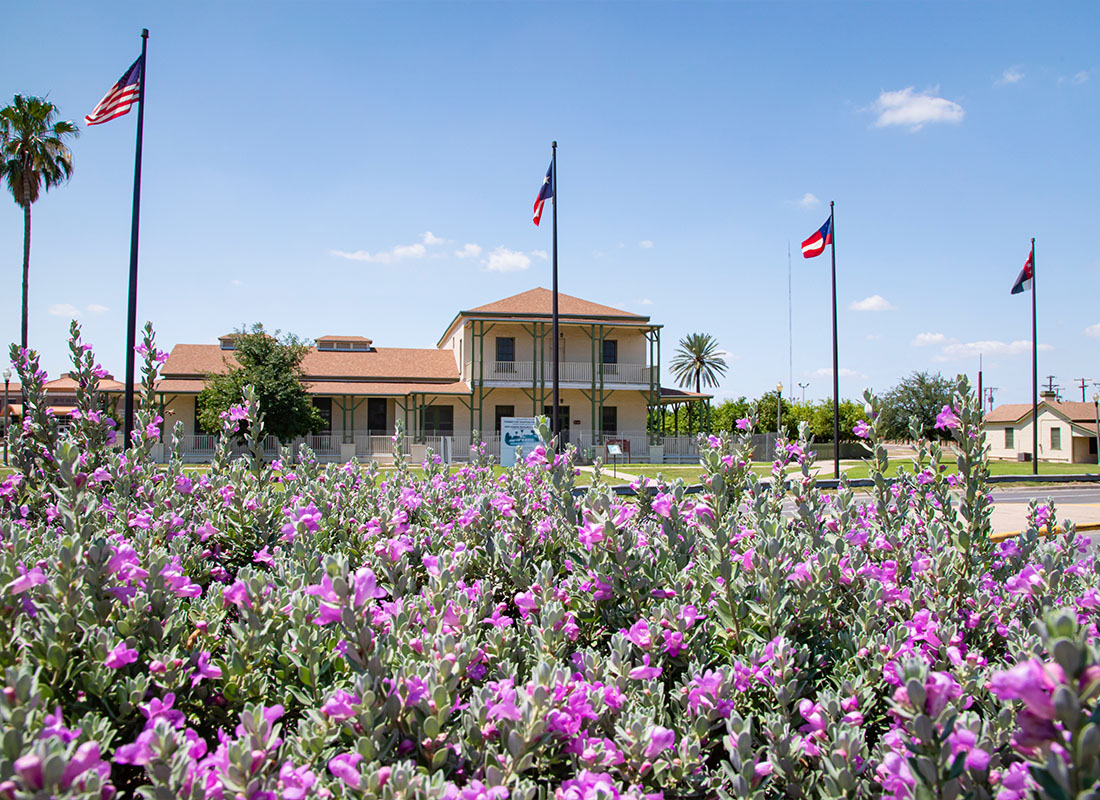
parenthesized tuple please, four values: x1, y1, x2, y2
(500, 417, 539, 467)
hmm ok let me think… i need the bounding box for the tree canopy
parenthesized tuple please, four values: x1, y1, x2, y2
(197, 325, 325, 443)
(879, 370, 955, 440)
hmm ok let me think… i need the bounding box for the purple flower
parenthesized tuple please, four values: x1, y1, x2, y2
(934, 405, 960, 431)
(990, 658, 1061, 720)
(228, 404, 248, 422)
(105, 642, 139, 669)
(736, 417, 750, 431)
(4, 565, 47, 595)
(853, 420, 871, 438)
(278, 761, 316, 800)
(625, 619, 651, 649)
(321, 689, 360, 722)
(190, 651, 223, 687)
(328, 753, 362, 789)
(643, 726, 675, 759)
(629, 654, 662, 680)
(222, 579, 251, 609)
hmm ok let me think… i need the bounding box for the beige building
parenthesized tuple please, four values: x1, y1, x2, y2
(984, 398, 1100, 464)
(155, 288, 709, 463)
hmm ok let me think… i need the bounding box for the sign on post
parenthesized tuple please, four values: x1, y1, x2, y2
(500, 417, 539, 467)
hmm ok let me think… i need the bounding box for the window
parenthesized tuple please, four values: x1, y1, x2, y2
(1051, 427, 1062, 450)
(1090, 437, 1098, 456)
(601, 406, 618, 435)
(602, 340, 618, 364)
(1005, 427, 1014, 448)
(494, 405, 515, 434)
(496, 337, 515, 362)
(368, 398, 387, 433)
(195, 398, 211, 435)
(313, 398, 332, 433)
(423, 405, 454, 435)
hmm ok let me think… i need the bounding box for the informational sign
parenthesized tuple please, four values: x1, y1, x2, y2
(500, 417, 539, 467)
(606, 443, 623, 456)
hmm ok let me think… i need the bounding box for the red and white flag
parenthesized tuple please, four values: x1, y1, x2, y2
(85, 57, 142, 126)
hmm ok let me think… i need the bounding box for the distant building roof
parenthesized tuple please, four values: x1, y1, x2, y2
(985, 400, 1100, 425)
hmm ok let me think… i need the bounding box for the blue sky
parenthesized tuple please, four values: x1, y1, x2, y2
(2, 1, 1097, 407)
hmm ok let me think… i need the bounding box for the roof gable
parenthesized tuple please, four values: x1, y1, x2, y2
(464, 288, 648, 321)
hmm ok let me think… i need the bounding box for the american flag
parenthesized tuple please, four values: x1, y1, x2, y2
(85, 57, 142, 126)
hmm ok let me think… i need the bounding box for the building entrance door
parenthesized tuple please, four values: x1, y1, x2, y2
(368, 398, 387, 434)
(544, 405, 570, 445)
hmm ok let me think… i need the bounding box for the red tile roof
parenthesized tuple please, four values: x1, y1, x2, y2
(464, 288, 648, 321)
(985, 400, 1100, 424)
(161, 344, 460, 382)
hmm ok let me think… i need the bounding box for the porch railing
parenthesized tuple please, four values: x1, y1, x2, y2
(468, 361, 656, 385)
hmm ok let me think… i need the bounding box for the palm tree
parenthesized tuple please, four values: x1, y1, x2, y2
(670, 332, 729, 394)
(0, 95, 78, 350)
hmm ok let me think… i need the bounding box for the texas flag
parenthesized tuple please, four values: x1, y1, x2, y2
(801, 217, 833, 258)
(533, 161, 553, 226)
(1010, 250, 1034, 294)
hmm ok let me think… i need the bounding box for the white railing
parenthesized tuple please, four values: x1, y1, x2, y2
(170, 429, 696, 464)
(469, 361, 656, 385)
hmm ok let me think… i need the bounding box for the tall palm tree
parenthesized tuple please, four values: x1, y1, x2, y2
(0, 95, 78, 350)
(670, 332, 729, 393)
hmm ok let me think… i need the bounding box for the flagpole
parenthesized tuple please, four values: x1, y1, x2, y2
(123, 28, 148, 451)
(1031, 237, 1037, 475)
(830, 200, 839, 479)
(787, 241, 793, 391)
(551, 141, 560, 442)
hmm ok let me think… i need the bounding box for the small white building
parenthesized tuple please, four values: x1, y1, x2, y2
(984, 398, 1100, 464)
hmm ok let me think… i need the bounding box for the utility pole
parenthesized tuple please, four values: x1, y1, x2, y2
(984, 387, 998, 412)
(1076, 378, 1092, 402)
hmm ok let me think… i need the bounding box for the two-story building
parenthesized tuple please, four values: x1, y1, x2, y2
(155, 288, 710, 463)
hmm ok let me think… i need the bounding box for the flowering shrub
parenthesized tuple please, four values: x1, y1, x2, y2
(0, 328, 1098, 799)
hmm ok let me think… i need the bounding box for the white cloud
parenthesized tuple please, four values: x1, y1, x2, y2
(86, 303, 110, 314)
(797, 192, 820, 208)
(935, 339, 1053, 361)
(1085, 323, 1100, 338)
(330, 231, 443, 264)
(866, 333, 882, 341)
(911, 332, 950, 347)
(640, 240, 654, 249)
(1072, 70, 1091, 85)
(849, 294, 894, 311)
(996, 67, 1024, 86)
(484, 247, 531, 273)
(531, 250, 549, 260)
(455, 243, 482, 259)
(814, 367, 865, 379)
(48, 303, 80, 318)
(638, 298, 654, 305)
(869, 87, 965, 131)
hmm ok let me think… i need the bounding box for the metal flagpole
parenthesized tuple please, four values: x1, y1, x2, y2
(123, 28, 149, 451)
(551, 141, 560, 441)
(978, 354, 983, 421)
(830, 201, 839, 479)
(788, 241, 793, 391)
(1031, 237, 1037, 475)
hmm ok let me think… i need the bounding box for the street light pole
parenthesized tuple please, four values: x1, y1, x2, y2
(798, 381, 810, 403)
(776, 381, 783, 444)
(2, 368, 10, 468)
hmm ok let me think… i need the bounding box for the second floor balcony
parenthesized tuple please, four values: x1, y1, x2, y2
(467, 360, 657, 386)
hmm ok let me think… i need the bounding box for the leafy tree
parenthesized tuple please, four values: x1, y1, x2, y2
(0, 96, 78, 350)
(880, 370, 955, 440)
(197, 324, 325, 443)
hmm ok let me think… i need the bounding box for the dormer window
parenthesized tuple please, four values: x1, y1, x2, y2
(316, 336, 373, 352)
